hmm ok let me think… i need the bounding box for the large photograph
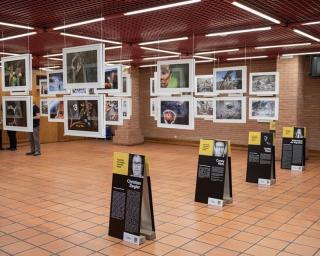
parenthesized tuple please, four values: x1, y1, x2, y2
(48, 98, 64, 122)
(63, 43, 105, 88)
(1, 54, 32, 92)
(157, 97, 194, 130)
(157, 59, 194, 94)
(64, 95, 105, 138)
(214, 66, 247, 94)
(194, 98, 214, 119)
(249, 97, 279, 121)
(40, 99, 48, 116)
(2, 96, 32, 132)
(249, 72, 279, 95)
(195, 75, 215, 96)
(40, 79, 48, 97)
(214, 97, 246, 123)
(47, 70, 68, 95)
(105, 97, 123, 125)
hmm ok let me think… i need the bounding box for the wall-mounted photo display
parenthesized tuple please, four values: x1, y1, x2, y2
(150, 98, 157, 119)
(47, 70, 68, 95)
(195, 75, 215, 96)
(110, 72, 131, 97)
(105, 97, 123, 125)
(95, 65, 122, 94)
(150, 77, 156, 96)
(39, 79, 48, 97)
(249, 72, 279, 95)
(214, 66, 247, 94)
(249, 97, 279, 121)
(1, 54, 32, 92)
(63, 43, 105, 88)
(40, 99, 48, 116)
(36, 75, 47, 86)
(157, 97, 194, 130)
(214, 97, 246, 123)
(2, 96, 33, 132)
(157, 59, 194, 94)
(194, 98, 214, 119)
(71, 88, 88, 96)
(122, 98, 132, 120)
(48, 98, 64, 122)
(64, 95, 105, 138)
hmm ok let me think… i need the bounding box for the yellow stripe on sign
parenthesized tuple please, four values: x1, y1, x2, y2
(112, 152, 129, 175)
(248, 132, 261, 145)
(145, 156, 150, 177)
(269, 121, 276, 131)
(304, 127, 307, 138)
(227, 140, 232, 157)
(199, 139, 214, 156)
(283, 127, 294, 138)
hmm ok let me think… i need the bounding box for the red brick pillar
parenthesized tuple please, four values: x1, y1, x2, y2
(275, 56, 304, 159)
(113, 67, 144, 145)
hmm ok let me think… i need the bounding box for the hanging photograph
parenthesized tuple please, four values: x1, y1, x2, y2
(150, 98, 157, 118)
(63, 43, 105, 88)
(150, 77, 156, 96)
(122, 98, 132, 120)
(47, 70, 68, 95)
(36, 75, 47, 86)
(157, 59, 194, 94)
(105, 97, 123, 125)
(249, 97, 279, 121)
(214, 97, 246, 123)
(39, 79, 48, 97)
(109, 72, 131, 97)
(195, 75, 215, 96)
(214, 66, 247, 94)
(249, 72, 279, 95)
(194, 98, 214, 119)
(48, 98, 64, 122)
(1, 54, 32, 92)
(2, 96, 32, 132)
(157, 97, 194, 130)
(95, 65, 122, 94)
(64, 95, 105, 138)
(71, 88, 88, 96)
(40, 99, 48, 116)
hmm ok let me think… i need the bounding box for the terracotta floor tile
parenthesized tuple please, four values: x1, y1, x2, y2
(196, 233, 228, 246)
(158, 234, 190, 247)
(210, 226, 240, 238)
(245, 245, 279, 256)
(157, 223, 184, 233)
(81, 237, 114, 251)
(26, 233, 57, 246)
(11, 228, 42, 240)
(0, 235, 20, 247)
(1, 241, 34, 255)
(205, 247, 240, 256)
(220, 239, 252, 253)
(165, 248, 199, 256)
(174, 227, 205, 239)
(278, 224, 307, 235)
(268, 230, 298, 242)
(100, 243, 136, 255)
(141, 242, 175, 255)
(181, 240, 214, 255)
(233, 232, 263, 244)
(15, 248, 51, 256)
(1, 223, 27, 234)
(40, 239, 74, 253)
(189, 222, 217, 232)
(285, 243, 319, 256)
(64, 232, 96, 245)
(245, 226, 274, 236)
(294, 235, 320, 247)
(59, 246, 93, 256)
(257, 237, 289, 250)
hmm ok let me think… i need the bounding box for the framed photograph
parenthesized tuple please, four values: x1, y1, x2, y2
(71, 88, 88, 96)
(63, 43, 105, 88)
(249, 72, 279, 95)
(64, 95, 105, 138)
(157, 59, 194, 94)
(214, 97, 246, 123)
(150, 98, 157, 118)
(214, 66, 247, 94)
(194, 98, 214, 119)
(48, 98, 64, 122)
(157, 97, 194, 130)
(2, 96, 33, 132)
(40, 99, 48, 116)
(1, 54, 32, 92)
(39, 79, 48, 97)
(109, 72, 131, 97)
(105, 97, 123, 125)
(150, 77, 156, 96)
(249, 97, 279, 121)
(47, 70, 68, 95)
(36, 75, 47, 86)
(95, 65, 123, 94)
(122, 98, 132, 120)
(195, 75, 215, 96)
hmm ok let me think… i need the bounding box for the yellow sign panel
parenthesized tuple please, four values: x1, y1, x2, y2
(304, 127, 307, 138)
(145, 156, 150, 177)
(283, 127, 294, 138)
(269, 121, 276, 131)
(248, 132, 261, 145)
(227, 141, 231, 157)
(112, 152, 129, 175)
(199, 139, 214, 156)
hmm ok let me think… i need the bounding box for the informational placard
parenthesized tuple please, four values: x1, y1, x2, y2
(195, 139, 233, 206)
(246, 132, 276, 184)
(108, 152, 155, 244)
(269, 121, 276, 137)
(281, 127, 306, 170)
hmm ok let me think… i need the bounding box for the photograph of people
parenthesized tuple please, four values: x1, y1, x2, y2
(49, 72, 64, 93)
(251, 100, 275, 118)
(106, 100, 119, 121)
(4, 60, 26, 87)
(214, 140, 227, 157)
(294, 128, 304, 138)
(160, 100, 189, 125)
(5, 101, 27, 127)
(216, 100, 242, 120)
(105, 67, 118, 89)
(252, 74, 276, 92)
(216, 70, 242, 90)
(160, 64, 189, 88)
(68, 100, 98, 131)
(129, 154, 144, 178)
(49, 100, 64, 120)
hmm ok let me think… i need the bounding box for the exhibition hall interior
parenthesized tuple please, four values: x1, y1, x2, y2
(0, 0, 320, 255)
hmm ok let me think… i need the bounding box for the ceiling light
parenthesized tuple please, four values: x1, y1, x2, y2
(143, 55, 180, 61)
(139, 36, 188, 46)
(0, 21, 34, 30)
(227, 56, 268, 61)
(293, 29, 320, 42)
(195, 60, 215, 63)
(43, 53, 63, 58)
(195, 49, 239, 55)
(0, 52, 20, 56)
(124, 0, 201, 16)
(48, 58, 63, 61)
(139, 64, 157, 68)
(206, 27, 271, 37)
(105, 59, 133, 64)
(60, 32, 121, 45)
(255, 43, 312, 49)
(0, 32, 37, 42)
(141, 46, 181, 55)
(105, 45, 122, 50)
(53, 17, 105, 30)
(282, 51, 320, 57)
(302, 21, 320, 26)
(232, 1, 280, 24)
(39, 65, 61, 71)
(193, 55, 216, 60)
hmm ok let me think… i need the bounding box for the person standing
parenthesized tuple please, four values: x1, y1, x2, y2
(26, 103, 41, 156)
(6, 130, 17, 151)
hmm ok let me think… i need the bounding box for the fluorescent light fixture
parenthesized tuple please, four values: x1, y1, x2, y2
(0, 32, 37, 42)
(0, 21, 34, 30)
(60, 32, 121, 45)
(48, 57, 63, 61)
(293, 29, 320, 42)
(0, 52, 20, 56)
(53, 17, 105, 30)
(43, 53, 63, 58)
(105, 45, 122, 50)
(302, 21, 320, 26)
(255, 43, 312, 49)
(227, 55, 268, 61)
(206, 27, 271, 37)
(195, 48, 239, 55)
(139, 64, 157, 68)
(39, 65, 61, 71)
(282, 51, 320, 57)
(141, 46, 181, 55)
(105, 59, 133, 64)
(139, 36, 188, 46)
(124, 0, 201, 16)
(195, 60, 215, 63)
(143, 55, 180, 61)
(193, 55, 216, 60)
(232, 1, 280, 24)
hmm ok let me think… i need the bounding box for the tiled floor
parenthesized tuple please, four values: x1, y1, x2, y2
(0, 140, 319, 256)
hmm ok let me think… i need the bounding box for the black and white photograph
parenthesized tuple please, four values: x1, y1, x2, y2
(48, 98, 64, 122)
(40, 79, 48, 97)
(71, 88, 88, 96)
(214, 66, 247, 94)
(157, 97, 194, 130)
(47, 70, 67, 95)
(194, 98, 214, 119)
(128, 154, 145, 178)
(105, 97, 123, 125)
(214, 140, 228, 157)
(214, 97, 246, 123)
(195, 75, 214, 96)
(122, 98, 132, 120)
(250, 72, 279, 95)
(40, 99, 48, 116)
(249, 97, 279, 121)
(294, 127, 305, 139)
(63, 43, 105, 88)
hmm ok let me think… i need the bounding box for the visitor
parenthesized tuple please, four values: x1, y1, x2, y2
(26, 102, 41, 156)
